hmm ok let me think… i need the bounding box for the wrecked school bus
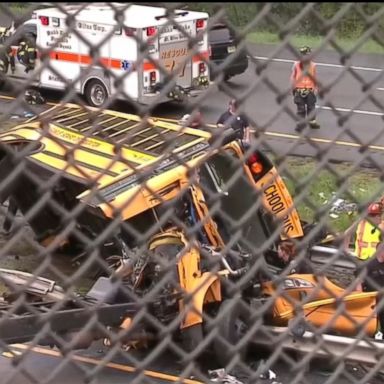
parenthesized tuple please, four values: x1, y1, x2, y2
(0, 103, 305, 364)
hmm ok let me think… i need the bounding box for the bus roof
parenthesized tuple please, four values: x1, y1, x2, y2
(0, 103, 211, 188)
(34, 4, 209, 29)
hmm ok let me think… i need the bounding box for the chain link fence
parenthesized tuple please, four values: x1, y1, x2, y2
(0, 2, 383, 383)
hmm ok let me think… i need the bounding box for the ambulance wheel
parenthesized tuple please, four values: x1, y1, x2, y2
(212, 297, 251, 366)
(85, 79, 108, 107)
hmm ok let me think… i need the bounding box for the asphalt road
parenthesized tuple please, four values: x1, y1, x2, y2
(0, 43, 383, 383)
(0, 340, 367, 384)
(0, 42, 384, 168)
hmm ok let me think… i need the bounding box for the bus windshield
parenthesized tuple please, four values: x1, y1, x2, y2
(198, 148, 277, 251)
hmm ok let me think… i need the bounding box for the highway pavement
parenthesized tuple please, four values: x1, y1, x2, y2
(0, 340, 365, 384)
(0, 42, 383, 383)
(0, 42, 383, 168)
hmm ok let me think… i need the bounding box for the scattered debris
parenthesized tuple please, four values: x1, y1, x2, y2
(318, 192, 358, 217)
(329, 196, 358, 218)
(250, 360, 278, 380)
(318, 192, 326, 200)
(208, 368, 244, 384)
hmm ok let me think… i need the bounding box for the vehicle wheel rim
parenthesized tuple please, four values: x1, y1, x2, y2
(91, 85, 105, 106)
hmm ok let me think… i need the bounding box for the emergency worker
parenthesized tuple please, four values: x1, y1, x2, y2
(344, 203, 383, 260)
(290, 46, 320, 132)
(217, 99, 251, 143)
(0, 27, 10, 44)
(17, 36, 36, 73)
(0, 43, 15, 75)
(354, 242, 384, 339)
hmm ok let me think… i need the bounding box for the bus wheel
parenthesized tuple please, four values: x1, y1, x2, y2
(212, 297, 251, 367)
(84, 79, 108, 107)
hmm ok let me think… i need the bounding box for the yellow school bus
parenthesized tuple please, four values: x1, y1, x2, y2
(0, 103, 304, 363)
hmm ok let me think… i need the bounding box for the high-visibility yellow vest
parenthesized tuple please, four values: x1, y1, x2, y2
(354, 219, 381, 260)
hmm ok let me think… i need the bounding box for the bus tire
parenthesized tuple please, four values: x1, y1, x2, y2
(212, 297, 251, 367)
(84, 79, 108, 107)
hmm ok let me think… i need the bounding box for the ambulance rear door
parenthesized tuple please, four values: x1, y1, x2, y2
(157, 20, 194, 89)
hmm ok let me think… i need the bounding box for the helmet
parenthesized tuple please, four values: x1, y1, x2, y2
(299, 46, 311, 55)
(368, 203, 382, 216)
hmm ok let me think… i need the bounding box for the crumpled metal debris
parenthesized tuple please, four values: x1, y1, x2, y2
(208, 368, 244, 384)
(318, 192, 358, 218)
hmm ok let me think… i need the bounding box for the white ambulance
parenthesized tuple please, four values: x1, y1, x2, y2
(7, 3, 210, 106)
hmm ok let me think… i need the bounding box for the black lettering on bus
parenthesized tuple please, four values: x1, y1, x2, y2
(281, 214, 295, 234)
(264, 185, 276, 195)
(284, 224, 295, 234)
(268, 196, 281, 207)
(271, 202, 284, 214)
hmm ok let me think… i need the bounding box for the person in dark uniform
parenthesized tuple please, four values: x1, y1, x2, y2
(216, 99, 251, 142)
(0, 43, 15, 75)
(17, 36, 36, 73)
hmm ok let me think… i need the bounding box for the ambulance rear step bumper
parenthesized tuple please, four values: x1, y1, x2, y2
(139, 87, 206, 105)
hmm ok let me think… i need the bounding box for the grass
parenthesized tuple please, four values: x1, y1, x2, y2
(280, 157, 384, 233)
(247, 30, 384, 55)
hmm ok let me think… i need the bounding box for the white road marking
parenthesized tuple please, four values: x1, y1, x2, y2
(317, 105, 384, 116)
(377, 87, 384, 91)
(252, 56, 383, 73)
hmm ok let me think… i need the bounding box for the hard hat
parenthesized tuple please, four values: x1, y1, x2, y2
(299, 46, 311, 55)
(368, 203, 382, 216)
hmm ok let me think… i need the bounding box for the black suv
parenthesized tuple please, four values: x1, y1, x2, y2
(208, 24, 248, 81)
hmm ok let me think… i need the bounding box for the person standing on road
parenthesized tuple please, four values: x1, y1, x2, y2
(0, 42, 15, 75)
(290, 46, 320, 132)
(17, 36, 36, 73)
(344, 203, 383, 260)
(216, 99, 251, 143)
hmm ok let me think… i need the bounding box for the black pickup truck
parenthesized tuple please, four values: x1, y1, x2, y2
(209, 23, 249, 81)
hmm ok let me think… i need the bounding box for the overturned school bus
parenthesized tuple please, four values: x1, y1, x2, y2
(0, 103, 304, 251)
(0, 104, 306, 364)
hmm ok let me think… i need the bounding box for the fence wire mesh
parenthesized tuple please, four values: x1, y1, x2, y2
(0, 2, 383, 384)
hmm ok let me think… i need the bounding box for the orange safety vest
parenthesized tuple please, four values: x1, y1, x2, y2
(291, 61, 316, 89)
(354, 219, 381, 260)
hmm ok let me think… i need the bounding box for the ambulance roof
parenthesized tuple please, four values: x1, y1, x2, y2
(34, 4, 209, 29)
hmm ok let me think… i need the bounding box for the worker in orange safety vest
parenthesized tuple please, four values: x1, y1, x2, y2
(290, 46, 320, 132)
(344, 202, 383, 260)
